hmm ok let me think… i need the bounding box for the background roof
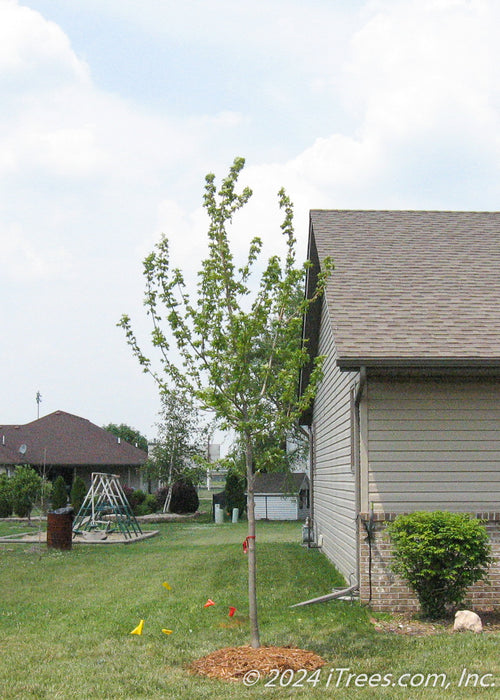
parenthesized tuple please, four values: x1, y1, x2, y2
(253, 472, 308, 495)
(0, 411, 147, 467)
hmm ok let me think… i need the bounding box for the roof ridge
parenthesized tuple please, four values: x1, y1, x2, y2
(310, 209, 500, 214)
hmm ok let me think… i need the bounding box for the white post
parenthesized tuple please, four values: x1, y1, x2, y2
(214, 504, 224, 524)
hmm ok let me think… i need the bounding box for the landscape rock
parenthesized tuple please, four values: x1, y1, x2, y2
(453, 610, 483, 633)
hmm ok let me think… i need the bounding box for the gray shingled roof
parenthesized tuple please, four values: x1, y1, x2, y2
(309, 210, 500, 368)
(0, 411, 147, 467)
(253, 472, 308, 495)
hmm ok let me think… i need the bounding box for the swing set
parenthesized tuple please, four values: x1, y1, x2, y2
(72, 472, 143, 539)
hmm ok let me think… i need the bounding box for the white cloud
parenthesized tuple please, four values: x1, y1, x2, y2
(135, 0, 500, 271)
(241, 0, 500, 211)
(0, 0, 89, 82)
(349, 0, 499, 131)
(2, 0, 500, 437)
(1, 224, 74, 280)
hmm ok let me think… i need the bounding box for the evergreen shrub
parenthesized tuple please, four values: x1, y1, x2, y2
(224, 470, 246, 517)
(51, 476, 68, 510)
(70, 476, 87, 514)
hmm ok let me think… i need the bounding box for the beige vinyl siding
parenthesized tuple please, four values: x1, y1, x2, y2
(312, 300, 358, 581)
(368, 376, 500, 512)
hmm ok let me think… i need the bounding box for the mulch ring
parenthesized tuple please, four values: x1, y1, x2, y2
(189, 645, 326, 682)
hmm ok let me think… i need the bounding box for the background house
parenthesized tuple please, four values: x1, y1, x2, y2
(252, 472, 310, 521)
(301, 210, 500, 612)
(0, 411, 148, 490)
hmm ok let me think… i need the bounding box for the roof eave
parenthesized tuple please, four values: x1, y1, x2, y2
(337, 357, 500, 371)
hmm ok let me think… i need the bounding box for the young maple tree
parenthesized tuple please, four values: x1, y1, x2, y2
(119, 157, 331, 648)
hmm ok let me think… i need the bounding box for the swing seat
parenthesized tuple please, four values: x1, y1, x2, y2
(82, 530, 108, 541)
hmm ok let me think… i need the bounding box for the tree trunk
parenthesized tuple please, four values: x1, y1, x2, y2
(162, 456, 175, 513)
(245, 436, 260, 648)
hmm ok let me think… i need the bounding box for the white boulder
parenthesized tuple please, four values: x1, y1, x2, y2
(453, 610, 483, 633)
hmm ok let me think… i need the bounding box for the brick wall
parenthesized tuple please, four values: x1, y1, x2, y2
(358, 512, 500, 613)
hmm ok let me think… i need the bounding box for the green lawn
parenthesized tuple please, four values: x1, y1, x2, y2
(0, 518, 499, 699)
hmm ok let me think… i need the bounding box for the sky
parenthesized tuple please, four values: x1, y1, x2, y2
(1, 0, 500, 443)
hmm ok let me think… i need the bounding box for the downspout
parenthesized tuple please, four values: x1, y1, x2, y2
(306, 424, 320, 548)
(361, 503, 375, 604)
(296, 423, 317, 547)
(355, 366, 367, 408)
(355, 367, 374, 603)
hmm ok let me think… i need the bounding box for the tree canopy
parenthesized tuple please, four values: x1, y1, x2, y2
(103, 423, 148, 452)
(148, 388, 206, 511)
(119, 157, 331, 647)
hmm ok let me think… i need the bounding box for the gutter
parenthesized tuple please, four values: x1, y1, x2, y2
(337, 357, 500, 371)
(354, 366, 367, 405)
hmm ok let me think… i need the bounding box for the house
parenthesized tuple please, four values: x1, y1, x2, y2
(253, 472, 310, 521)
(300, 210, 500, 612)
(0, 410, 148, 490)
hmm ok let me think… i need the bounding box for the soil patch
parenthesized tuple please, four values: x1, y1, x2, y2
(190, 645, 326, 682)
(370, 612, 500, 636)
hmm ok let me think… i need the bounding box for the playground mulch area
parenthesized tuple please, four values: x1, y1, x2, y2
(0, 529, 159, 544)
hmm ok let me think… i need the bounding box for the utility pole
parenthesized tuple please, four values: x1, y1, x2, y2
(36, 391, 42, 419)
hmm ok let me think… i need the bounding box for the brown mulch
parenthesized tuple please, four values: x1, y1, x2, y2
(189, 645, 326, 682)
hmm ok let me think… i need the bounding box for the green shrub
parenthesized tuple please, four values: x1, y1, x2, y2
(11, 466, 43, 519)
(224, 470, 246, 517)
(144, 493, 158, 514)
(51, 476, 68, 510)
(387, 511, 492, 619)
(70, 476, 87, 514)
(120, 488, 152, 515)
(0, 474, 13, 518)
(130, 496, 157, 517)
(130, 489, 146, 509)
(170, 478, 199, 514)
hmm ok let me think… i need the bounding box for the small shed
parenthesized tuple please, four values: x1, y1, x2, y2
(252, 472, 310, 521)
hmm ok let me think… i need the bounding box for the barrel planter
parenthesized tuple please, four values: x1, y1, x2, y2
(47, 507, 74, 550)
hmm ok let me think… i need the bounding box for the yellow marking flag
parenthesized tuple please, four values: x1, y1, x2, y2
(130, 619, 144, 635)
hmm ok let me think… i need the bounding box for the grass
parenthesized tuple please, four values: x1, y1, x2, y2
(0, 518, 499, 698)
